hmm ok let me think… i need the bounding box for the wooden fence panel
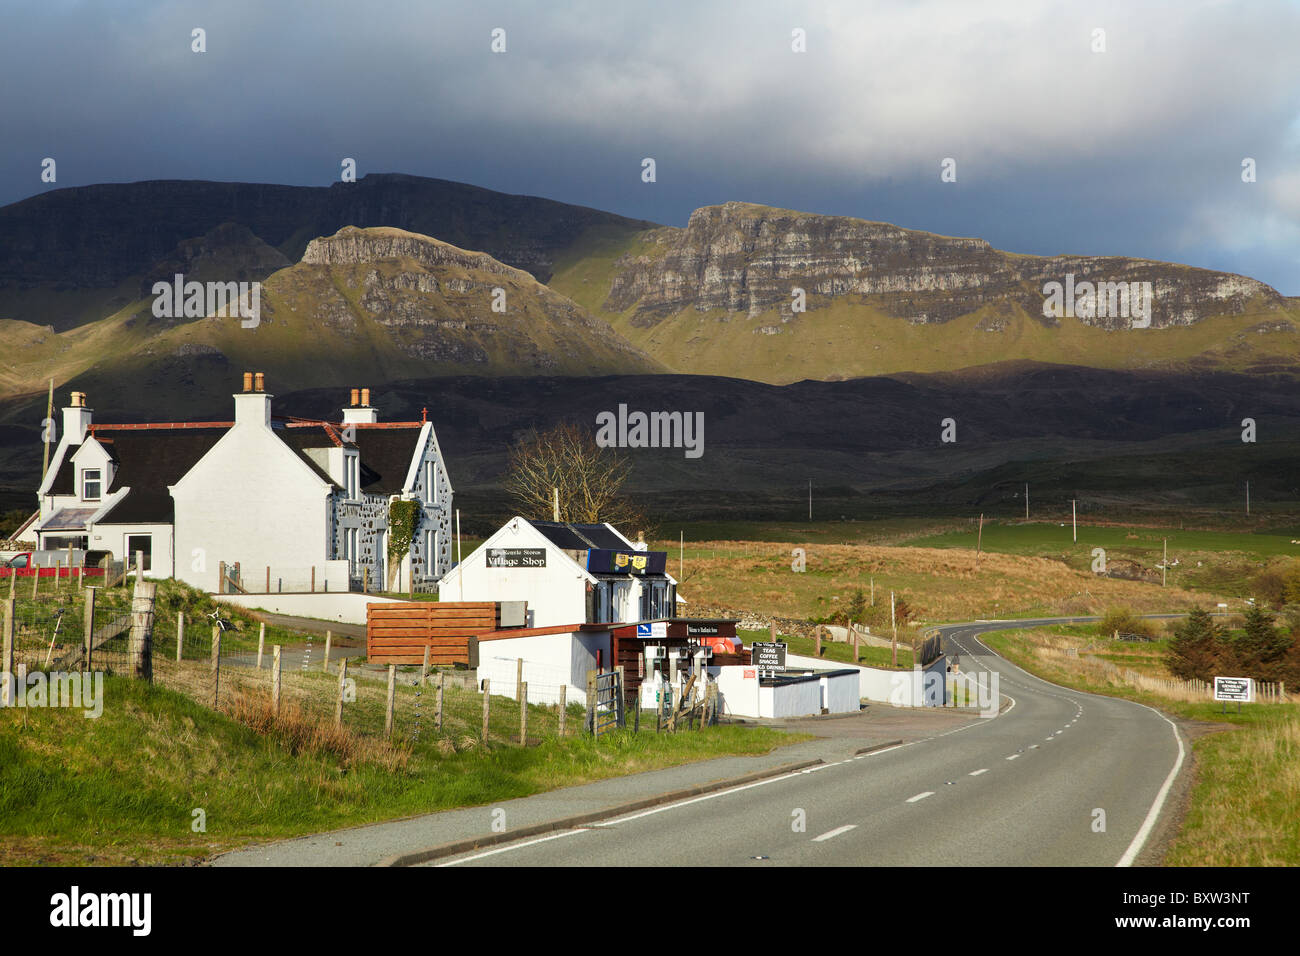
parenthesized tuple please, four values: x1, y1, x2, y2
(366, 601, 500, 666)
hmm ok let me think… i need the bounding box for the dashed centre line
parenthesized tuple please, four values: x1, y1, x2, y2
(969, 768, 989, 776)
(907, 791, 935, 803)
(812, 825, 857, 842)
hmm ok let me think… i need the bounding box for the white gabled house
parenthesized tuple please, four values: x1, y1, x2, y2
(31, 374, 453, 593)
(438, 516, 680, 628)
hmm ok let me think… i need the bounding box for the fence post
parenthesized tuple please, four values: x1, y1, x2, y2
(32, 564, 39, 599)
(135, 550, 144, 586)
(586, 670, 597, 735)
(129, 580, 156, 682)
(481, 678, 491, 741)
(210, 624, 221, 707)
(176, 611, 185, 662)
(311, 567, 315, 593)
(1, 599, 13, 706)
(852, 625, 860, 663)
(616, 665, 626, 727)
(335, 658, 348, 728)
(520, 681, 528, 743)
(272, 645, 282, 715)
(815, 626, 821, 657)
(256, 622, 264, 669)
(516, 657, 524, 701)
(558, 683, 567, 736)
(435, 671, 444, 732)
(83, 586, 96, 673)
(420, 644, 429, 686)
(385, 663, 396, 737)
(322, 630, 332, 673)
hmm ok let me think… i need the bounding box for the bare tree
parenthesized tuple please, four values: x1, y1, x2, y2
(504, 422, 649, 532)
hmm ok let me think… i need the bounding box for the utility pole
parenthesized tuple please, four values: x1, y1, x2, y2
(890, 591, 897, 667)
(1072, 499, 1077, 543)
(975, 513, 984, 569)
(41, 378, 54, 481)
(552, 486, 560, 522)
(456, 508, 463, 601)
(679, 531, 683, 582)
(1162, 538, 1167, 588)
(808, 480, 812, 521)
(1025, 483, 1029, 520)
(1246, 481, 1250, 516)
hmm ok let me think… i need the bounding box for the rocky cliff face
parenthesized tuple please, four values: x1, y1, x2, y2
(604, 202, 1284, 331)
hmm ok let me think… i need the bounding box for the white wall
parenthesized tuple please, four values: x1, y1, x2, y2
(216, 591, 405, 625)
(439, 519, 590, 627)
(172, 405, 334, 592)
(476, 630, 611, 705)
(89, 523, 174, 578)
(786, 652, 947, 707)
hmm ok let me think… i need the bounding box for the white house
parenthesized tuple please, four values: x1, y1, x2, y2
(438, 516, 679, 627)
(31, 374, 453, 592)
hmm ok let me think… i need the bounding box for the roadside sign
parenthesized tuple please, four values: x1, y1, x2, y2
(636, 622, 668, 639)
(752, 641, 787, 674)
(1214, 677, 1253, 703)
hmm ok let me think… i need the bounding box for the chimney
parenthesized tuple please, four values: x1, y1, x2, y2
(62, 391, 93, 444)
(234, 371, 272, 427)
(341, 385, 378, 425)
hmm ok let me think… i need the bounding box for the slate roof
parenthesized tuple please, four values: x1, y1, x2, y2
(344, 423, 425, 494)
(527, 520, 630, 551)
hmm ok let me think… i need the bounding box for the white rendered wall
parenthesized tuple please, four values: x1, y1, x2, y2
(476, 630, 611, 705)
(216, 591, 403, 625)
(171, 409, 333, 592)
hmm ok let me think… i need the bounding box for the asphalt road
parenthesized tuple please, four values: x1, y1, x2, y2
(429, 617, 1185, 867)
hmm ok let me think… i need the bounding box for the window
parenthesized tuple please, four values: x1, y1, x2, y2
(424, 461, 437, 504)
(125, 534, 152, 572)
(346, 454, 359, 499)
(83, 469, 102, 500)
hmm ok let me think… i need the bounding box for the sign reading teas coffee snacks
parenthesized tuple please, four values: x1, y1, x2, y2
(485, 548, 547, 568)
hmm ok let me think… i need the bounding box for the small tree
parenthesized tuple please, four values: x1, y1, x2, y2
(1166, 608, 1224, 682)
(1232, 605, 1292, 681)
(846, 589, 868, 624)
(504, 422, 648, 531)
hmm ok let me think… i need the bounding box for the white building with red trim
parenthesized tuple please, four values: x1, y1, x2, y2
(31, 373, 453, 593)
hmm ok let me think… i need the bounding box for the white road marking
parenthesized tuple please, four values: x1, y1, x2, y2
(1117, 704, 1187, 868)
(907, 791, 935, 803)
(438, 829, 588, 866)
(1006, 754, 1020, 761)
(812, 824, 857, 842)
(969, 768, 988, 776)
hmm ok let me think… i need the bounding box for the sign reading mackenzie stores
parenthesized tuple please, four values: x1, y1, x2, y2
(485, 548, 546, 568)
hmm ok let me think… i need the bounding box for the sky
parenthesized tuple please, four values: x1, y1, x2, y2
(1, 0, 1298, 292)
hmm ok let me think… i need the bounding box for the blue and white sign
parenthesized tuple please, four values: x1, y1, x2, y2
(636, 622, 668, 639)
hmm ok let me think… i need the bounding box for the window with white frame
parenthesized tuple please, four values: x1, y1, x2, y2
(83, 468, 102, 500)
(424, 460, 437, 505)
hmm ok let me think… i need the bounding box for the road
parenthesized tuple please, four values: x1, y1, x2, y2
(429, 617, 1185, 867)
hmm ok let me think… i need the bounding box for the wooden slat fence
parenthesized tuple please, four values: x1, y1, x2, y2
(366, 601, 500, 666)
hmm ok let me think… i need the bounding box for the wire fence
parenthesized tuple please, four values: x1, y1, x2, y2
(3, 580, 721, 757)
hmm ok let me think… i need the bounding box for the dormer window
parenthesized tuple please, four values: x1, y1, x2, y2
(83, 468, 102, 501)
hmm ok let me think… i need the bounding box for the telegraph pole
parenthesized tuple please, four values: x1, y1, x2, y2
(1025, 483, 1029, 520)
(1072, 499, 1077, 543)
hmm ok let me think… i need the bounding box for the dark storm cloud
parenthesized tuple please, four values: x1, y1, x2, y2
(1, 0, 1297, 291)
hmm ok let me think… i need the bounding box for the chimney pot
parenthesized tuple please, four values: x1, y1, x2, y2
(361, 387, 370, 406)
(242, 372, 253, 392)
(254, 372, 265, 392)
(350, 388, 360, 407)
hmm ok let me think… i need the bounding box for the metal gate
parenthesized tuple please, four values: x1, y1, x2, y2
(587, 669, 625, 736)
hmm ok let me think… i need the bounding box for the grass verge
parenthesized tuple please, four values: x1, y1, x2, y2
(0, 674, 803, 866)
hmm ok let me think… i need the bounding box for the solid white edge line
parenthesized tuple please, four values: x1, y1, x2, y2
(1116, 704, 1186, 867)
(437, 828, 589, 866)
(812, 824, 857, 842)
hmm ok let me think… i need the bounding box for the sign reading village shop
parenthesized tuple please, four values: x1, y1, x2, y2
(486, 548, 547, 568)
